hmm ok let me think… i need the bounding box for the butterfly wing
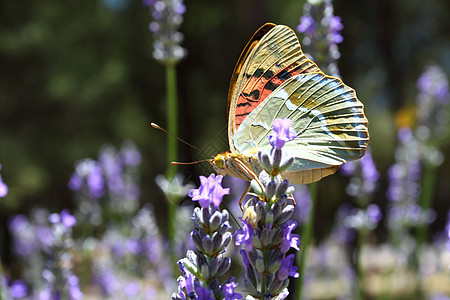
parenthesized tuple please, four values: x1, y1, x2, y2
(234, 72, 369, 184)
(227, 24, 321, 153)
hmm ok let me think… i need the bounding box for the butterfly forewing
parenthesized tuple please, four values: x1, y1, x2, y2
(228, 24, 321, 152)
(234, 72, 369, 182)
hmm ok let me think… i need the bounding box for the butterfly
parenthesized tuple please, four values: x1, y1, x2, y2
(210, 23, 369, 204)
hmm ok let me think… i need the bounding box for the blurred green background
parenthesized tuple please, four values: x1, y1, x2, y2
(1, 0, 449, 253)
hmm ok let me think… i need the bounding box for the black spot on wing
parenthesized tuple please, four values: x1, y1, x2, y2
(277, 69, 292, 80)
(263, 70, 274, 79)
(265, 81, 279, 91)
(254, 68, 264, 77)
(249, 89, 260, 99)
(237, 102, 251, 107)
(241, 92, 259, 102)
(236, 112, 250, 117)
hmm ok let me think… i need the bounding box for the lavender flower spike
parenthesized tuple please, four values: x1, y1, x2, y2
(174, 173, 234, 299)
(236, 118, 300, 298)
(268, 118, 298, 150)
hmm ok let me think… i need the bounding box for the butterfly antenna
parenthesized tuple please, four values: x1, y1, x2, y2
(151, 123, 214, 159)
(171, 159, 210, 166)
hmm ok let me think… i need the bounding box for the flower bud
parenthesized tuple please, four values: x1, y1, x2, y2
(255, 258, 265, 274)
(265, 180, 276, 200)
(216, 257, 231, 277)
(251, 235, 262, 249)
(196, 252, 207, 268)
(212, 232, 223, 253)
(272, 149, 282, 171)
(180, 257, 197, 275)
(255, 201, 267, 220)
(200, 263, 209, 280)
(279, 156, 294, 173)
(259, 150, 272, 172)
(267, 278, 289, 295)
(276, 205, 295, 225)
(221, 209, 229, 223)
(244, 279, 259, 297)
(285, 186, 295, 195)
(203, 235, 213, 255)
(267, 278, 288, 295)
(260, 224, 273, 248)
(208, 279, 221, 296)
(221, 232, 232, 249)
(202, 207, 210, 227)
(268, 260, 281, 274)
(219, 221, 231, 235)
(209, 257, 219, 277)
(193, 207, 203, 226)
(191, 230, 203, 251)
(271, 227, 284, 246)
(265, 211, 274, 225)
(209, 211, 222, 232)
(275, 180, 289, 197)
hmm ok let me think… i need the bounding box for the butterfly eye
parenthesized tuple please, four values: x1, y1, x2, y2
(214, 155, 225, 169)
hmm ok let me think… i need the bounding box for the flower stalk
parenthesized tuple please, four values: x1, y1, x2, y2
(236, 118, 300, 300)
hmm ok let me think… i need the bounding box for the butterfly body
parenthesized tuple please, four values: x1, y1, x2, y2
(211, 23, 369, 188)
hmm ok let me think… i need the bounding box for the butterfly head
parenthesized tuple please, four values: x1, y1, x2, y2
(210, 152, 228, 176)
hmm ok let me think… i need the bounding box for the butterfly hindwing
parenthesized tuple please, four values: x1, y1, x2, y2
(228, 24, 321, 152)
(233, 72, 369, 183)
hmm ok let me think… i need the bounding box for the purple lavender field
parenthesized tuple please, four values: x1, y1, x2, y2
(0, 0, 449, 299)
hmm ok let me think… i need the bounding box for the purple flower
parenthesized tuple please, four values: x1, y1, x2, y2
(239, 249, 251, 268)
(87, 163, 105, 198)
(340, 161, 356, 176)
(188, 174, 229, 209)
(195, 286, 214, 300)
(68, 173, 82, 191)
(417, 64, 449, 102)
(99, 147, 124, 195)
(10, 279, 28, 298)
(68, 275, 83, 300)
(124, 282, 140, 297)
(268, 118, 298, 150)
(367, 204, 382, 224)
(8, 215, 40, 257)
(280, 220, 300, 253)
(329, 16, 344, 44)
(235, 219, 254, 252)
(222, 280, 242, 300)
(277, 254, 299, 281)
(61, 209, 76, 228)
(119, 145, 142, 167)
(95, 271, 119, 296)
(173, 3, 186, 15)
(297, 15, 316, 35)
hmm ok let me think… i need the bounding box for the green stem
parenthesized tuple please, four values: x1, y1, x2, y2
(165, 63, 179, 269)
(417, 162, 437, 246)
(295, 182, 317, 300)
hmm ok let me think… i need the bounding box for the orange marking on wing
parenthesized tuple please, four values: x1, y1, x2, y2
(234, 62, 318, 128)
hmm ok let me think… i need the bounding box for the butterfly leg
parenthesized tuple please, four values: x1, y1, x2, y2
(287, 194, 296, 206)
(233, 158, 266, 209)
(238, 182, 251, 210)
